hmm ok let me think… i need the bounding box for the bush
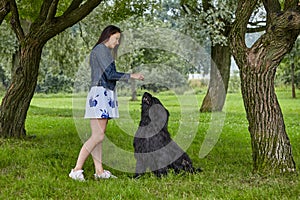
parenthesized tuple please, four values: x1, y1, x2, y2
(37, 73, 74, 94)
(188, 79, 208, 94)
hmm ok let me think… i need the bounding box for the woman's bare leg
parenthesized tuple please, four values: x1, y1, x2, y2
(91, 119, 108, 175)
(73, 118, 107, 171)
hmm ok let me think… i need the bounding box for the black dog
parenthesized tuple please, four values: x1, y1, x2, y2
(133, 92, 201, 178)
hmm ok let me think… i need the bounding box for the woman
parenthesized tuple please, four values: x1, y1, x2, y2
(69, 25, 144, 181)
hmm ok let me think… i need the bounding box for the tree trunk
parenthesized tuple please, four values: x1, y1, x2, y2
(0, 42, 43, 137)
(291, 63, 296, 98)
(130, 79, 137, 101)
(200, 44, 231, 112)
(240, 63, 296, 173)
(229, 1, 299, 174)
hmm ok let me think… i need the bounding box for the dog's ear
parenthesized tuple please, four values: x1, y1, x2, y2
(136, 104, 168, 137)
(148, 104, 168, 131)
(166, 109, 170, 117)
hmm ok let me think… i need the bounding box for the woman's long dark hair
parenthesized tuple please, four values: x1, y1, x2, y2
(93, 25, 122, 58)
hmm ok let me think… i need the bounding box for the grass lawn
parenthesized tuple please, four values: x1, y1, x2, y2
(0, 90, 299, 199)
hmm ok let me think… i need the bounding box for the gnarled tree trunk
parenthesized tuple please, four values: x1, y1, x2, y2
(240, 58, 295, 173)
(0, 42, 43, 137)
(200, 44, 231, 112)
(230, 0, 300, 174)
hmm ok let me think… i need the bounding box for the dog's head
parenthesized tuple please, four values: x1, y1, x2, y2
(140, 92, 169, 127)
(141, 92, 163, 112)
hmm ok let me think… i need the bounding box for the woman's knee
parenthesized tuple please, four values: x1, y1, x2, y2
(91, 132, 105, 144)
(89, 118, 107, 144)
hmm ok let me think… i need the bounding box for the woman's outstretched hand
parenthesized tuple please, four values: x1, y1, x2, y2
(131, 73, 144, 81)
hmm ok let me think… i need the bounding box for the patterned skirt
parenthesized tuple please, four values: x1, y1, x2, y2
(84, 86, 119, 119)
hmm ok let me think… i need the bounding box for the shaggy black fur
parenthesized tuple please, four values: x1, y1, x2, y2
(133, 92, 202, 178)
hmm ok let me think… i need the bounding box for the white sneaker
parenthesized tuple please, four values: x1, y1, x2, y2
(94, 170, 117, 179)
(69, 169, 85, 181)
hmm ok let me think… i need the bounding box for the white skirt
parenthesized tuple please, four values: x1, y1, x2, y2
(84, 86, 119, 119)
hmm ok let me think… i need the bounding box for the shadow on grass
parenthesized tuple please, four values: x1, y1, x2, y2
(28, 105, 83, 117)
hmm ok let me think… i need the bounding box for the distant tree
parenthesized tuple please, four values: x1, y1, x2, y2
(0, 65, 8, 89)
(180, 0, 266, 112)
(0, 20, 17, 89)
(37, 27, 89, 93)
(277, 38, 300, 97)
(179, 0, 235, 112)
(229, 0, 300, 174)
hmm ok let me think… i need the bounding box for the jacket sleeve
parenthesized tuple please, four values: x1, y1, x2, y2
(104, 62, 130, 81)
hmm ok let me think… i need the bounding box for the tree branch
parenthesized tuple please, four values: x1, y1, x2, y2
(284, 0, 299, 11)
(270, 10, 300, 33)
(262, 0, 281, 26)
(33, 0, 102, 43)
(202, 0, 212, 11)
(247, 26, 266, 33)
(180, 0, 201, 14)
(64, 0, 83, 15)
(56, 0, 102, 29)
(180, 3, 191, 14)
(229, 0, 258, 66)
(78, 22, 90, 48)
(0, 0, 10, 25)
(37, 0, 60, 22)
(39, 0, 53, 22)
(232, 0, 258, 43)
(248, 20, 266, 26)
(46, 0, 59, 21)
(9, 0, 24, 41)
(262, 0, 281, 13)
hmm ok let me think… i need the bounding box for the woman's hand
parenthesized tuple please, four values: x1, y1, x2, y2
(130, 73, 144, 81)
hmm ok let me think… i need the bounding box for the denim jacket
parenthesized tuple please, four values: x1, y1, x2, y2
(90, 43, 130, 90)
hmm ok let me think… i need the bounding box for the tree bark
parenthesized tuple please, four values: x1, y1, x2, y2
(0, 0, 102, 138)
(240, 61, 296, 173)
(0, 42, 43, 137)
(230, 0, 300, 174)
(200, 44, 231, 112)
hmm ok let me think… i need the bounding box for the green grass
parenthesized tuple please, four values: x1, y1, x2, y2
(0, 90, 299, 199)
